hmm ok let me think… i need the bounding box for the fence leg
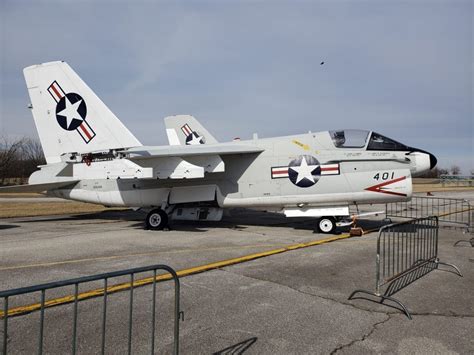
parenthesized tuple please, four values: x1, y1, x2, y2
(435, 260, 463, 277)
(348, 289, 412, 320)
(453, 238, 474, 247)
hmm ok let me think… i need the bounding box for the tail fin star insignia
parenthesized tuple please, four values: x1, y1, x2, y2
(56, 93, 86, 131)
(186, 131, 205, 145)
(48, 81, 96, 143)
(181, 124, 205, 145)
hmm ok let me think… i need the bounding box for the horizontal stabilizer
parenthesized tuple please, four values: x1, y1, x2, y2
(0, 180, 79, 193)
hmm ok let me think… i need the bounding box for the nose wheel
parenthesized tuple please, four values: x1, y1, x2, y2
(146, 208, 169, 230)
(317, 216, 336, 234)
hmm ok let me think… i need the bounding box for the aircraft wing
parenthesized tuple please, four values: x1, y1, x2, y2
(126, 143, 264, 159)
(0, 180, 79, 193)
(124, 143, 264, 179)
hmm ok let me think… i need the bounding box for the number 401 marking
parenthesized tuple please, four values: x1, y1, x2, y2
(373, 172, 395, 181)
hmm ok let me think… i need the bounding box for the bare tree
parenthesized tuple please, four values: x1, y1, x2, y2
(438, 168, 449, 176)
(450, 165, 461, 176)
(18, 138, 46, 177)
(0, 136, 45, 184)
(0, 136, 24, 182)
(21, 138, 45, 162)
(419, 167, 439, 178)
(418, 167, 452, 178)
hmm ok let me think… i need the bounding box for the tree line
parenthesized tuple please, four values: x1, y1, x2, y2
(0, 136, 46, 184)
(420, 166, 464, 178)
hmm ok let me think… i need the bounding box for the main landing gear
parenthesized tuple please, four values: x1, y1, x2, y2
(146, 208, 169, 230)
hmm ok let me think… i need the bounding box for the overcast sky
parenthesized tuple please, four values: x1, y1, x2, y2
(1, 0, 472, 172)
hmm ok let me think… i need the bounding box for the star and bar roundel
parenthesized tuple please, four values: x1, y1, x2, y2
(181, 124, 205, 145)
(271, 155, 340, 188)
(48, 81, 96, 144)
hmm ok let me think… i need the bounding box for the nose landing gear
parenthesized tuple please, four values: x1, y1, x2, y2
(317, 217, 336, 234)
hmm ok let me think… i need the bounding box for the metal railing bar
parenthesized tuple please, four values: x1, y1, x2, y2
(422, 220, 426, 262)
(128, 273, 134, 355)
(381, 231, 385, 280)
(3, 297, 8, 355)
(173, 273, 181, 355)
(396, 229, 400, 275)
(0, 264, 177, 298)
(151, 270, 157, 355)
(72, 283, 78, 355)
(448, 199, 451, 221)
(38, 290, 45, 355)
(101, 278, 107, 355)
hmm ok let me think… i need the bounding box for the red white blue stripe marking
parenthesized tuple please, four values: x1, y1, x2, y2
(271, 163, 339, 179)
(181, 124, 193, 137)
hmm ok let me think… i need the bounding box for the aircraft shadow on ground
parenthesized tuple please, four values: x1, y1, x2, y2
(0, 224, 20, 230)
(15, 208, 389, 234)
(212, 337, 258, 355)
(16, 209, 143, 223)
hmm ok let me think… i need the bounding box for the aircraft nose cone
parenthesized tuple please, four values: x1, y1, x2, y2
(429, 153, 437, 170)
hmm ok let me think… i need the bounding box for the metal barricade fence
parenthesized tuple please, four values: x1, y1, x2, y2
(440, 175, 474, 187)
(349, 216, 462, 319)
(386, 196, 473, 231)
(0, 264, 182, 355)
(454, 210, 474, 247)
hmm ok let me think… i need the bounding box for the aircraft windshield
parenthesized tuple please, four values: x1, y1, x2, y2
(367, 132, 409, 151)
(330, 130, 370, 148)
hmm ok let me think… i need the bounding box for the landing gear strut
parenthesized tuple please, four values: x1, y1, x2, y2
(146, 208, 169, 230)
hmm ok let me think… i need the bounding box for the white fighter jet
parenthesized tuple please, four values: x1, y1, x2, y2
(1, 61, 437, 233)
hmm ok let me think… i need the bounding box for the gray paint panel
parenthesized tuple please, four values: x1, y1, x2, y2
(169, 185, 216, 204)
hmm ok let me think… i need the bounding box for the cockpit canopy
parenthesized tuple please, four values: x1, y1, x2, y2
(329, 130, 369, 148)
(329, 130, 410, 151)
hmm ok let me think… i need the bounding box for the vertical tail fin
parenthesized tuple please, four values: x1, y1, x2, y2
(24, 61, 141, 163)
(164, 115, 218, 146)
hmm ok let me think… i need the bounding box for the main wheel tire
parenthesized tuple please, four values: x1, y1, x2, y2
(318, 216, 336, 234)
(146, 209, 169, 230)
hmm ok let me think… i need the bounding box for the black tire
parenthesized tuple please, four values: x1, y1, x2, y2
(318, 216, 336, 234)
(146, 209, 169, 230)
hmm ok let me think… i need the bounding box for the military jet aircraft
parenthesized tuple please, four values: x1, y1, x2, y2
(1, 61, 437, 233)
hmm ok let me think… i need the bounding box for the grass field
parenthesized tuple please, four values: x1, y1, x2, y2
(0, 201, 112, 218)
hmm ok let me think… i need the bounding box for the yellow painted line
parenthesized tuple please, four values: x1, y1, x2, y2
(0, 244, 286, 271)
(0, 233, 355, 318)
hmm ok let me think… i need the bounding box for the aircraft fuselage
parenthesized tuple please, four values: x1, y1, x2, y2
(46, 130, 430, 211)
